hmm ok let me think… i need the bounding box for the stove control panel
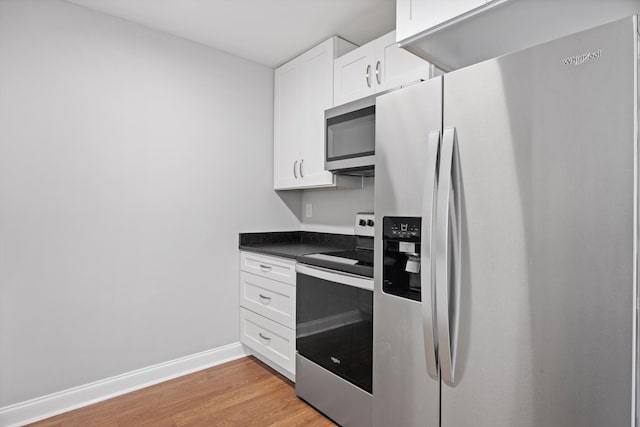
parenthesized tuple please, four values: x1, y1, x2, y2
(355, 212, 375, 237)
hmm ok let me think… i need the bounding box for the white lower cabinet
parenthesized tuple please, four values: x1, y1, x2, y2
(239, 251, 296, 380)
(240, 251, 296, 285)
(240, 307, 296, 374)
(240, 271, 295, 329)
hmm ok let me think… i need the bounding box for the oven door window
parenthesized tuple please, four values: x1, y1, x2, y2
(296, 272, 373, 393)
(326, 106, 375, 162)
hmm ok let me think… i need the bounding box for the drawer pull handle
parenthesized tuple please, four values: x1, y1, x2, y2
(259, 264, 272, 272)
(259, 294, 272, 303)
(259, 333, 271, 341)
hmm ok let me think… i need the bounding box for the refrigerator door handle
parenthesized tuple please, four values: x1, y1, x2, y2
(421, 129, 441, 380)
(435, 127, 462, 386)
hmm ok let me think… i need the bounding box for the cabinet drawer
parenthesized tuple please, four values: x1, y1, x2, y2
(240, 251, 296, 285)
(240, 271, 295, 329)
(240, 308, 295, 374)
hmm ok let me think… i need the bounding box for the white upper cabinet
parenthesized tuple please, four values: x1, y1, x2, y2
(333, 42, 376, 106)
(395, 0, 514, 70)
(397, 0, 640, 72)
(297, 43, 335, 188)
(396, 0, 487, 43)
(374, 31, 430, 93)
(274, 37, 356, 190)
(273, 60, 301, 190)
(334, 30, 430, 106)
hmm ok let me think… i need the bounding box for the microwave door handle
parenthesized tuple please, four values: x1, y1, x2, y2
(421, 130, 440, 380)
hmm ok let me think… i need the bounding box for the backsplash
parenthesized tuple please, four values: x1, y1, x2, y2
(301, 177, 374, 234)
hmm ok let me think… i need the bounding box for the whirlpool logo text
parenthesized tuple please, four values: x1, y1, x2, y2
(563, 49, 602, 66)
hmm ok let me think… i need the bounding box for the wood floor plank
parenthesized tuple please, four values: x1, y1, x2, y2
(28, 356, 335, 427)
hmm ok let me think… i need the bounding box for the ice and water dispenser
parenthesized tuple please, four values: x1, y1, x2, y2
(382, 217, 422, 301)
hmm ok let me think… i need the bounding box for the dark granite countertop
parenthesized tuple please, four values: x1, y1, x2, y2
(239, 231, 354, 260)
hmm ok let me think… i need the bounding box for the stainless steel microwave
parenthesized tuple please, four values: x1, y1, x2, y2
(325, 95, 376, 175)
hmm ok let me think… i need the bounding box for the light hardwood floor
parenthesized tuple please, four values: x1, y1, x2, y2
(28, 356, 336, 427)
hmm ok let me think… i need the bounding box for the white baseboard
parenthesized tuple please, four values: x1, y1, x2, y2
(0, 342, 250, 427)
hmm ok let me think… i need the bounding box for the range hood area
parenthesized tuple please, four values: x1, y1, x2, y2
(400, 0, 640, 71)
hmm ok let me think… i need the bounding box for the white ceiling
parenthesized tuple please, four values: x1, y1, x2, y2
(65, 0, 396, 68)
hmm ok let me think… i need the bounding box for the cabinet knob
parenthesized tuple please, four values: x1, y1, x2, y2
(375, 61, 381, 85)
(366, 64, 372, 88)
(293, 160, 298, 179)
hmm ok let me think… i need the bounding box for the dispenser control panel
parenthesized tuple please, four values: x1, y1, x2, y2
(383, 216, 421, 242)
(382, 216, 422, 302)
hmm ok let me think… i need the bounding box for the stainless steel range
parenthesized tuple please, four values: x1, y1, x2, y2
(295, 213, 374, 427)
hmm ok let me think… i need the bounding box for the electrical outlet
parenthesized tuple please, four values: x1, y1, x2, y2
(305, 203, 313, 218)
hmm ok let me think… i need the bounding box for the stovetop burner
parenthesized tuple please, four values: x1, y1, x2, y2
(297, 213, 375, 278)
(311, 249, 373, 265)
(297, 252, 373, 278)
(298, 248, 374, 278)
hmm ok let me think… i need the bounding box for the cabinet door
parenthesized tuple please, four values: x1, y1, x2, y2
(374, 31, 430, 93)
(273, 59, 302, 189)
(396, 0, 486, 42)
(333, 42, 375, 106)
(298, 39, 335, 188)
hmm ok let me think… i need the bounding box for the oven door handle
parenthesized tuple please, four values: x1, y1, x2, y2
(295, 264, 374, 291)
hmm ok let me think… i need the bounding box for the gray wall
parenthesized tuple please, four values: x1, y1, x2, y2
(301, 178, 375, 233)
(0, 0, 301, 407)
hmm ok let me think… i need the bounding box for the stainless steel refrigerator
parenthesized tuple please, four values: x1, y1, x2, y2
(373, 16, 638, 427)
